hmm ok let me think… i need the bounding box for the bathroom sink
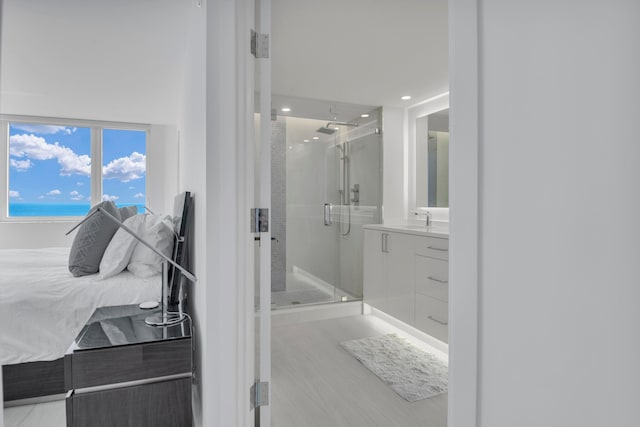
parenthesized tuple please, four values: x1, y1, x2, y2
(383, 223, 449, 235)
(403, 224, 432, 230)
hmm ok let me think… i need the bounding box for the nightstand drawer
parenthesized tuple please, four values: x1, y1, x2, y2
(67, 377, 191, 427)
(415, 256, 448, 302)
(415, 294, 448, 343)
(414, 236, 449, 260)
(66, 338, 191, 389)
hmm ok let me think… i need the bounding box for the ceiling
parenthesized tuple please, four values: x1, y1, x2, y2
(272, 0, 448, 114)
(0, 0, 448, 125)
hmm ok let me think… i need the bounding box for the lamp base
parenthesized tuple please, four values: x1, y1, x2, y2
(145, 312, 188, 327)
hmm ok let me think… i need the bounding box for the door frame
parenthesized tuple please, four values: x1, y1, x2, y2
(229, 0, 482, 426)
(448, 1, 480, 426)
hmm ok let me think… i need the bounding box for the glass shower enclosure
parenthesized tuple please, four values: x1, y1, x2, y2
(269, 108, 382, 309)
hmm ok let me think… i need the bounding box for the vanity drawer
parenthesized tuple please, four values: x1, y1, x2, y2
(415, 294, 448, 343)
(414, 236, 449, 260)
(415, 256, 448, 302)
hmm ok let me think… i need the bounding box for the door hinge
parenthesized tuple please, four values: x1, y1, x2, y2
(251, 208, 269, 233)
(251, 30, 270, 58)
(250, 381, 269, 410)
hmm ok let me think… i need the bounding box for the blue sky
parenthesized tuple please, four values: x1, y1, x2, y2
(8, 123, 146, 207)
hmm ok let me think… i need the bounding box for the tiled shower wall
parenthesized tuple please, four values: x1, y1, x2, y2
(271, 118, 286, 291)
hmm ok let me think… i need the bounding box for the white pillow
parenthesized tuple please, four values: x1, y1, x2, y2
(127, 214, 175, 278)
(99, 214, 146, 279)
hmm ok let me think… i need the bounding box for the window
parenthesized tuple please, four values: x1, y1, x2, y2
(102, 128, 147, 212)
(4, 117, 147, 219)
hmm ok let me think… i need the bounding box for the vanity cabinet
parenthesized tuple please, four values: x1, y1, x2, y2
(414, 254, 449, 342)
(363, 230, 415, 325)
(363, 229, 387, 311)
(363, 226, 449, 343)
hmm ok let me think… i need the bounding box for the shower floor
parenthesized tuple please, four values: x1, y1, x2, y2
(271, 269, 358, 309)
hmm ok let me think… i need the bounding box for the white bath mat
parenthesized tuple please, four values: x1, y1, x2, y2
(340, 333, 448, 402)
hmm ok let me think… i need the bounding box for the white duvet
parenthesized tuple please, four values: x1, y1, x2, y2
(0, 247, 160, 365)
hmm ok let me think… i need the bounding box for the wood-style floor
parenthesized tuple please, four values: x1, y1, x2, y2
(272, 314, 447, 427)
(4, 400, 65, 427)
(4, 312, 447, 427)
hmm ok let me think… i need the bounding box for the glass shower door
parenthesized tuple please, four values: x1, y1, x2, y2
(272, 111, 382, 309)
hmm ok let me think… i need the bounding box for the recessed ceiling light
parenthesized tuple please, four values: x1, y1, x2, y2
(361, 113, 370, 118)
(288, 146, 293, 150)
(312, 136, 319, 140)
(281, 107, 291, 112)
(334, 127, 340, 130)
(401, 95, 412, 101)
(303, 139, 309, 143)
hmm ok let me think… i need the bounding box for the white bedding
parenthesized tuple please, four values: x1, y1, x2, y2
(0, 247, 160, 365)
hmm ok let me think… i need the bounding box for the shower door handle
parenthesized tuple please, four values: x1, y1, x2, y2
(323, 203, 333, 226)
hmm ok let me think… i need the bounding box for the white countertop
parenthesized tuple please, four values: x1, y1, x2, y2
(363, 222, 449, 238)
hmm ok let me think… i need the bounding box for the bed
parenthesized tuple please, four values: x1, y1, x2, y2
(0, 247, 160, 366)
(1, 191, 193, 402)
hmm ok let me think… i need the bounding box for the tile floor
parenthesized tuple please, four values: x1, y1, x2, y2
(271, 271, 355, 309)
(271, 313, 448, 427)
(4, 309, 446, 427)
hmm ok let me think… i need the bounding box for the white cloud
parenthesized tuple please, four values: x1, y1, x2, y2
(103, 152, 146, 182)
(10, 134, 91, 177)
(77, 182, 84, 186)
(69, 191, 86, 201)
(9, 190, 20, 198)
(11, 124, 76, 135)
(69, 191, 84, 200)
(102, 194, 119, 202)
(47, 189, 62, 196)
(38, 195, 45, 199)
(128, 186, 135, 190)
(10, 158, 32, 171)
(133, 193, 145, 198)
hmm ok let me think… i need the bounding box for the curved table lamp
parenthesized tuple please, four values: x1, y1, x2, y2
(67, 207, 197, 327)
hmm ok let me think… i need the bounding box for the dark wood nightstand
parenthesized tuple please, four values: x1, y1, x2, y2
(64, 304, 192, 427)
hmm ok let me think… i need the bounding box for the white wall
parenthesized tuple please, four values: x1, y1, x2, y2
(177, 3, 206, 425)
(147, 125, 179, 215)
(452, 1, 640, 426)
(0, 0, 190, 125)
(381, 106, 406, 223)
(187, 0, 255, 426)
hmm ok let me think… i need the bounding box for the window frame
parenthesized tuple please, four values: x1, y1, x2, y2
(1, 114, 149, 222)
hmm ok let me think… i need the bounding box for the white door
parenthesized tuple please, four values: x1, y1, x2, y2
(252, 0, 272, 425)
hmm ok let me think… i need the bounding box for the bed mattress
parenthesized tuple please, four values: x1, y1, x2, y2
(0, 247, 160, 365)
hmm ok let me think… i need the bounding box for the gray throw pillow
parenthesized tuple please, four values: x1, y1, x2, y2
(68, 201, 122, 277)
(119, 205, 138, 222)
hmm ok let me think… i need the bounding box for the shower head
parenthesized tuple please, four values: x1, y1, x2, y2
(315, 121, 359, 135)
(316, 126, 337, 135)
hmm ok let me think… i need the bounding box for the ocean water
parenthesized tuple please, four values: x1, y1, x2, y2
(9, 203, 146, 217)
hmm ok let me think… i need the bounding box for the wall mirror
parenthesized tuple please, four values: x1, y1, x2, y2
(415, 108, 449, 207)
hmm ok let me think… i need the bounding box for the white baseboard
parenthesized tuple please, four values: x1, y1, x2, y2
(272, 301, 363, 327)
(364, 303, 449, 360)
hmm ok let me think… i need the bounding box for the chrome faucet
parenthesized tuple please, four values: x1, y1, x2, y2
(425, 211, 431, 227)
